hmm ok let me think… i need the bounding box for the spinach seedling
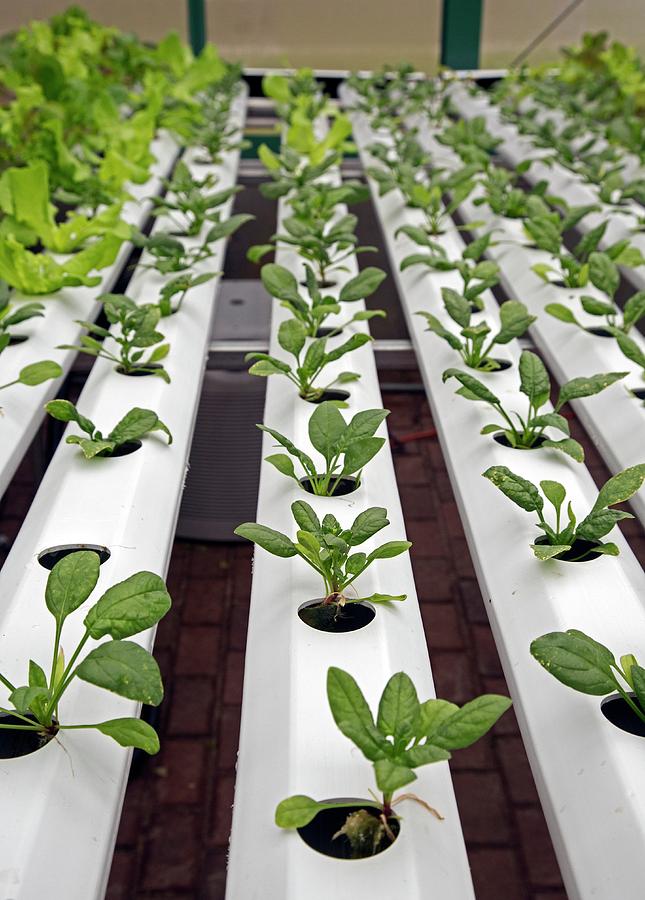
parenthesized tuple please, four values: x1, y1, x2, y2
(45, 400, 172, 458)
(531, 630, 645, 728)
(150, 161, 242, 236)
(259, 401, 388, 496)
(59, 294, 170, 381)
(418, 295, 535, 372)
(235, 501, 410, 607)
(444, 350, 626, 460)
(547, 277, 645, 337)
(0, 337, 62, 397)
(400, 233, 501, 311)
(261, 264, 386, 338)
(0, 550, 171, 753)
(275, 667, 511, 854)
(246, 318, 371, 402)
(437, 115, 502, 166)
(157, 272, 217, 316)
(483, 463, 645, 560)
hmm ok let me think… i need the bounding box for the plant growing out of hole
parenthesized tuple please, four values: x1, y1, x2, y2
(443, 350, 626, 461)
(59, 294, 170, 381)
(156, 272, 217, 316)
(259, 401, 388, 496)
(417, 294, 535, 371)
(275, 667, 511, 855)
(45, 400, 172, 458)
(235, 501, 411, 608)
(436, 115, 502, 166)
(530, 630, 645, 728)
(150, 161, 242, 236)
(261, 263, 386, 338)
(0, 337, 62, 404)
(246, 318, 371, 402)
(546, 272, 645, 336)
(0, 550, 171, 753)
(482, 463, 645, 560)
(400, 233, 501, 312)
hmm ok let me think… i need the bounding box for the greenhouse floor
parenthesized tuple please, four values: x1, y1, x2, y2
(104, 371, 639, 900)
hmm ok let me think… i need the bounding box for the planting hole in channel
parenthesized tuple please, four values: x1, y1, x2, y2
(38, 544, 111, 570)
(297, 800, 400, 860)
(8, 335, 28, 346)
(0, 714, 57, 760)
(478, 359, 512, 373)
(299, 476, 358, 497)
(493, 433, 549, 450)
(601, 694, 645, 738)
(533, 536, 603, 562)
(316, 326, 344, 339)
(304, 390, 351, 405)
(586, 326, 613, 338)
(96, 440, 142, 459)
(300, 278, 337, 290)
(298, 599, 375, 633)
(631, 388, 645, 401)
(116, 364, 164, 377)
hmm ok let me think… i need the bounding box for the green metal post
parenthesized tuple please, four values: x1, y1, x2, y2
(187, 0, 206, 55)
(440, 0, 483, 70)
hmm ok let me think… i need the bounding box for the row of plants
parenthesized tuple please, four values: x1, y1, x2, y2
(347, 68, 645, 736)
(230, 70, 511, 863)
(0, 13, 248, 766)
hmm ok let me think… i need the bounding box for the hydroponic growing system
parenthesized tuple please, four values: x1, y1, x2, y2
(0, 11, 644, 900)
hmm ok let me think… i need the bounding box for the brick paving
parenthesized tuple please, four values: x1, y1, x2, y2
(1, 370, 643, 899)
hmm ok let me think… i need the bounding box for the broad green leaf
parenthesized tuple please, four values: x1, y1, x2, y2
(274, 795, 367, 829)
(323, 333, 371, 364)
(327, 667, 389, 761)
(589, 252, 619, 298)
(45, 550, 101, 626)
(9, 685, 49, 715)
(18, 361, 62, 386)
(366, 541, 411, 564)
(442, 368, 500, 404)
(343, 408, 389, 444)
(531, 543, 571, 560)
(441, 288, 471, 328)
(277, 319, 307, 357)
(420, 698, 460, 738)
(233, 523, 297, 557)
(349, 507, 389, 545)
(580, 295, 615, 317)
(519, 350, 550, 408)
(247, 243, 274, 264)
(377, 672, 420, 741)
(556, 372, 626, 410)
(28, 660, 47, 689)
(432, 695, 512, 750)
(338, 267, 386, 302)
(291, 500, 321, 534)
(403, 743, 451, 767)
(593, 464, 645, 512)
(624, 291, 645, 331)
(374, 757, 416, 793)
(545, 303, 581, 327)
(540, 480, 566, 514)
(77, 640, 163, 705)
(342, 436, 385, 475)
(308, 401, 346, 464)
(84, 571, 171, 640)
(261, 263, 302, 304)
(94, 717, 160, 754)
(541, 438, 585, 462)
(109, 408, 172, 445)
(530, 630, 617, 695)
(495, 300, 536, 343)
(265, 453, 299, 480)
(357, 592, 406, 603)
(577, 507, 633, 541)
(483, 466, 543, 512)
(530, 412, 570, 435)
(345, 552, 367, 575)
(612, 329, 645, 370)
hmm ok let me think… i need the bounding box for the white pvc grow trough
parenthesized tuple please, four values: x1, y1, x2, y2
(449, 84, 645, 294)
(407, 109, 645, 529)
(346, 96, 645, 900)
(0, 86, 247, 900)
(226, 145, 475, 899)
(0, 130, 179, 503)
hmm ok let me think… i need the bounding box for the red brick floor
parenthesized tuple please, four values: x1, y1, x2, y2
(2, 372, 643, 900)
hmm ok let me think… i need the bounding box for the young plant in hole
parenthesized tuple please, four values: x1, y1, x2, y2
(59, 294, 170, 381)
(0, 336, 62, 400)
(443, 350, 626, 461)
(400, 233, 501, 312)
(418, 294, 535, 372)
(261, 264, 386, 338)
(45, 400, 172, 459)
(436, 115, 502, 166)
(482, 463, 645, 560)
(235, 501, 410, 608)
(150, 161, 242, 236)
(245, 318, 372, 403)
(156, 272, 217, 316)
(531, 630, 645, 728)
(275, 667, 511, 856)
(248, 213, 377, 286)
(259, 401, 388, 496)
(546, 256, 645, 335)
(473, 163, 553, 219)
(0, 550, 171, 753)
